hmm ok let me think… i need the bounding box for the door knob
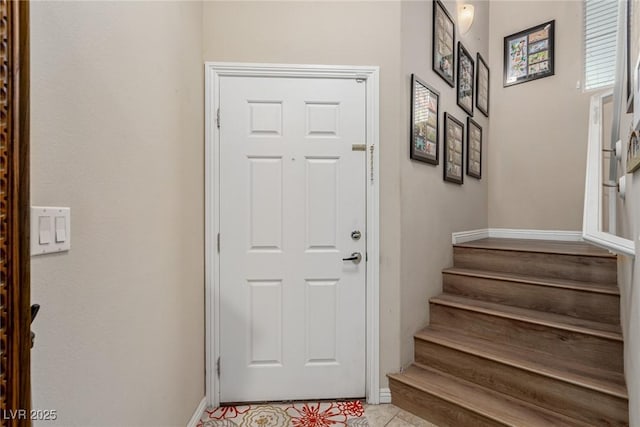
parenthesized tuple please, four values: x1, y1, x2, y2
(342, 252, 362, 264)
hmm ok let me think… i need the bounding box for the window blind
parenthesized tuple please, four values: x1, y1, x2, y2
(584, 0, 620, 90)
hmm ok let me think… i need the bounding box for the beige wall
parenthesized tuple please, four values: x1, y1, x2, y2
(618, 2, 640, 424)
(399, 0, 490, 366)
(488, 0, 589, 231)
(30, 2, 205, 426)
(202, 0, 404, 388)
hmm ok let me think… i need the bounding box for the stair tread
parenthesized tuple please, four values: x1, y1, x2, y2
(454, 238, 616, 258)
(431, 294, 623, 339)
(415, 327, 628, 399)
(389, 364, 591, 427)
(443, 267, 619, 295)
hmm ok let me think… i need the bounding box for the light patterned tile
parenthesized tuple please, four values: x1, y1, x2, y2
(385, 416, 416, 427)
(395, 408, 441, 427)
(363, 404, 400, 427)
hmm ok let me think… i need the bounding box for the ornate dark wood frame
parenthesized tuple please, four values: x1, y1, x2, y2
(0, 0, 31, 424)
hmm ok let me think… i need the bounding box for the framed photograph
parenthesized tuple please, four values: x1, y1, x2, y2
(476, 53, 489, 117)
(433, 0, 455, 87)
(443, 113, 464, 185)
(457, 42, 474, 116)
(466, 118, 482, 179)
(627, 0, 634, 113)
(504, 20, 555, 87)
(410, 74, 440, 165)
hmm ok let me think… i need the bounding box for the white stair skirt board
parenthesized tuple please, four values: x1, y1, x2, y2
(379, 388, 392, 404)
(187, 397, 207, 427)
(452, 229, 583, 244)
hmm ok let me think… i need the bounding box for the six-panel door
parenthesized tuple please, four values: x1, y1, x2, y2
(219, 76, 367, 402)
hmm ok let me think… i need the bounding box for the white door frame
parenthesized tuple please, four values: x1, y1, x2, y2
(205, 62, 380, 407)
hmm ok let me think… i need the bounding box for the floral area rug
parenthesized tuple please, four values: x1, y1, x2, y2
(197, 401, 369, 427)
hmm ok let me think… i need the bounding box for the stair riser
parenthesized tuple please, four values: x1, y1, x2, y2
(389, 377, 503, 427)
(443, 273, 620, 324)
(453, 247, 617, 283)
(415, 339, 628, 426)
(430, 303, 623, 373)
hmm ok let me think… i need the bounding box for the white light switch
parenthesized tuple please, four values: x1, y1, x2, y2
(38, 216, 51, 244)
(31, 207, 71, 256)
(55, 216, 66, 243)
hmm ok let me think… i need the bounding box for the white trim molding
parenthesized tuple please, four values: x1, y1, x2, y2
(452, 228, 583, 244)
(489, 229, 583, 241)
(379, 388, 392, 404)
(451, 229, 489, 244)
(186, 397, 207, 427)
(582, 90, 636, 258)
(205, 62, 381, 407)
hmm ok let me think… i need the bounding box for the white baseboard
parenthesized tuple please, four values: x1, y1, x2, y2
(451, 229, 489, 244)
(187, 397, 208, 427)
(379, 388, 392, 404)
(452, 228, 583, 244)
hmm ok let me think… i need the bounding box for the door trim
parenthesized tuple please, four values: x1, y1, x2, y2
(1, 0, 32, 420)
(204, 62, 380, 407)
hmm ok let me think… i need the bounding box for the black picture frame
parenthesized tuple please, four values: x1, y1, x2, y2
(457, 42, 474, 116)
(503, 20, 555, 87)
(410, 74, 440, 165)
(627, 0, 634, 113)
(476, 53, 489, 117)
(432, 0, 456, 87)
(466, 117, 482, 179)
(443, 113, 464, 185)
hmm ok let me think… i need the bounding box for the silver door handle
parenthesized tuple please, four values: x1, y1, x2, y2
(342, 252, 362, 264)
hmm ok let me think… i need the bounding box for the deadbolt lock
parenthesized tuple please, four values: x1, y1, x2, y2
(351, 230, 362, 240)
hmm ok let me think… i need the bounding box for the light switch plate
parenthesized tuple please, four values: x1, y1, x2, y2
(31, 206, 71, 256)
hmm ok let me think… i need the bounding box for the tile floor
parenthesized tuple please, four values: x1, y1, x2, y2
(363, 404, 439, 427)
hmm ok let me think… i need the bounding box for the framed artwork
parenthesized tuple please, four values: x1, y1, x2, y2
(443, 113, 464, 185)
(410, 74, 440, 165)
(504, 20, 555, 87)
(627, 0, 634, 113)
(476, 53, 489, 117)
(466, 117, 482, 179)
(433, 0, 455, 87)
(457, 42, 474, 116)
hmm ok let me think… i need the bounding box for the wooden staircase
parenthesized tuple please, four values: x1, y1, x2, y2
(388, 238, 629, 426)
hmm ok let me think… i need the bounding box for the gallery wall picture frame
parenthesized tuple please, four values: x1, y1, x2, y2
(433, 0, 456, 87)
(504, 20, 555, 87)
(476, 53, 490, 117)
(466, 117, 482, 179)
(444, 113, 464, 185)
(410, 74, 440, 165)
(457, 42, 474, 116)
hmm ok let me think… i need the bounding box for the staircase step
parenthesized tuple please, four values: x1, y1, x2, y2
(388, 364, 592, 427)
(429, 294, 623, 373)
(443, 267, 620, 324)
(414, 328, 628, 425)
(453, 238, 616, 283)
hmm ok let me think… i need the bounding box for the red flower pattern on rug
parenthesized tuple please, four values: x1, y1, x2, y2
(287, 402, 346, 427)
(197, 401, 368, 427)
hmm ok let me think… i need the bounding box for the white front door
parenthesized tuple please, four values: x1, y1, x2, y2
(218, 75, 367, 402)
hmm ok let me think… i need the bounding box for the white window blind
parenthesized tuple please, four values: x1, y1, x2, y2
(584, 0, 620, 90)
